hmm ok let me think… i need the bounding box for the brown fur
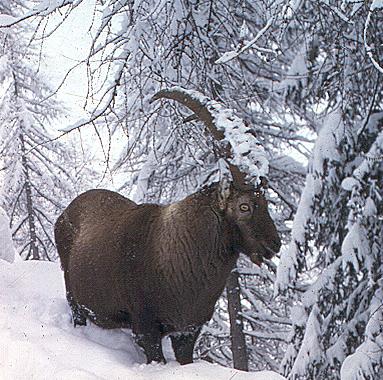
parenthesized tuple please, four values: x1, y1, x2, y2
(55, 182, 281, 365)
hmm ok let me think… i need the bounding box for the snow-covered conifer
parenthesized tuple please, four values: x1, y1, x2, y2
(275, 2, 383, 378)
(0, 1, 77, 260)
(0, 206, 15, 262)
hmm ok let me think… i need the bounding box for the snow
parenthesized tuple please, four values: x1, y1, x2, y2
(0, 56, 10, 87)
(215, 51, 239, 65)
(341, 177, 359, 191)
(363, 197, 377, 217)
(274, 173, 318, 294)
(275, 108, 347, 295)
(289, 305, 307, 327)
(340, 287, 383, 380)
(279, 47, 308, 92)
(0, 14, 18, 27)
(215, 16, 276, 64)
(289, 305, 322, 377)
(0, 1, 79, 27)
(240, 20, 249, 39)
(269, 155, 306, 176)
(0, 207, 15, 263)
(371, 0, 383, 10)
(134, 150, 156, 203)
(313, 109, 344, 171)
(341, 221, 369, 273)
(341, 348, 376, 380)
(0, 260, 286, 380)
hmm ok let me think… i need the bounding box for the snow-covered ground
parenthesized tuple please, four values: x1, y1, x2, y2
(0, 208, 15, 263)
(0, 260, 286, 380)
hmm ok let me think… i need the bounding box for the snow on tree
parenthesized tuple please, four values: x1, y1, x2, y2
(341, 287, 383, 380)
(277, 113, 383, 380)
(274, 2, 383, 379)
(0, 206, 15, 263)
(0, 2, 78, 260)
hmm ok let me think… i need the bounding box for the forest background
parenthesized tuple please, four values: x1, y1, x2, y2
(0, 1, 382, 379)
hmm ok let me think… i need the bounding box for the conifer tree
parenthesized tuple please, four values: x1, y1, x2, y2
(274, 2, 383, 378)
(0, 2, 76, 260)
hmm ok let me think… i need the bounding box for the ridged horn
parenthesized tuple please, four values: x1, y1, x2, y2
(150, 87, 253, 190)
(151, 88, 226, 145)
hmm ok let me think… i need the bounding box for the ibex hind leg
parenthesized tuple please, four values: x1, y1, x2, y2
(66, 291, 87, 327)
(55, 216, 86, 326)
(62, 268, 87, 326)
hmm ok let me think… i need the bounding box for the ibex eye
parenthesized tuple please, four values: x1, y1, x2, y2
(239, 204, 250, 212)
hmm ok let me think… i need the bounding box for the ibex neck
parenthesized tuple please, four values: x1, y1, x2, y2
(154, 193, 237, 328)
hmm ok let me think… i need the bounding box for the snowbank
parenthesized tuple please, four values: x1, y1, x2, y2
(0, 261, 286, 380)
(0, 207, 15, 263)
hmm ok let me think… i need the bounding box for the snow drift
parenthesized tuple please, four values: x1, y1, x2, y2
(0, 207, 15, 263)
(0, 260, 286, 380)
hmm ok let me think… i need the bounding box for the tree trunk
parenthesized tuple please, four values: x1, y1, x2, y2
(14, 75, 39, 260)
(226, 269, 248, 371)
(20, 132, 39, 260)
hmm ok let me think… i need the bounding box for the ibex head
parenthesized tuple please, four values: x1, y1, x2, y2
(215, 177, 280, 265)
(151, 87, 281, 265)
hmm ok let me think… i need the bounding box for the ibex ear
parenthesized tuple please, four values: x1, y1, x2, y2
(260, 176, 268, 188)
(257, 176, 268, 194)
(218, 177, 231, 211)
(216, 159, 232, 210)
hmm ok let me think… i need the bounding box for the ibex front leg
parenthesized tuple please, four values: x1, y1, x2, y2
(132, 307, 165, 364)
(170, 326, 201, 364)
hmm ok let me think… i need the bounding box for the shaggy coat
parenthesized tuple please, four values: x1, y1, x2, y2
(55, 183, 280, 364)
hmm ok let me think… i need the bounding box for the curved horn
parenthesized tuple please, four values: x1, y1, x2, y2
(151, 87, 265, 190)
(150, 87, 227, 147)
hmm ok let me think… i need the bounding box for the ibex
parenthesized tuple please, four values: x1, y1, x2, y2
(54, 88, 281, 365)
